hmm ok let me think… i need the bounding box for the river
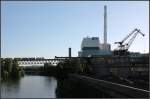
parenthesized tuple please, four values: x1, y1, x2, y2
(1, 75, 57, 98)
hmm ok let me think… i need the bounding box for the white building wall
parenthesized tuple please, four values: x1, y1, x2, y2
(81, 37, 101, 49)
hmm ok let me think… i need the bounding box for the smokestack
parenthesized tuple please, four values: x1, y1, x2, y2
(69, 47, 71, 59)
(104, 5, 107, 44)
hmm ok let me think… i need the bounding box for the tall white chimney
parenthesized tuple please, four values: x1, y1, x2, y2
(104, 5, 107, 44)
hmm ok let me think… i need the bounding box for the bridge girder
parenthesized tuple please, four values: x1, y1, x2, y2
(18, 59, 62, 65)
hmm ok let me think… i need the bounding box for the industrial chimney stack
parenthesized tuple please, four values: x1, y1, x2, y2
(100, 5, 111, 51)
(104, 5, 107, 44)
(69, 47, 71, 59)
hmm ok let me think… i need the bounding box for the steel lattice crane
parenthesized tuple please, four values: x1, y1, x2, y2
(113, 28, 145, 55)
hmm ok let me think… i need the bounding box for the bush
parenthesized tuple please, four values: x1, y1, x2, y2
(1, 58, 24, 80)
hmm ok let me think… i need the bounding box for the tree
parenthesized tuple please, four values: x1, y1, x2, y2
(11, 59, 20, 78)
(1, 58, 24, 80)
(4, 58, 13, 73)
(44, 63, 56, 76)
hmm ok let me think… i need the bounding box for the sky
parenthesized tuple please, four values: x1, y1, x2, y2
(1, 1, 149, 58)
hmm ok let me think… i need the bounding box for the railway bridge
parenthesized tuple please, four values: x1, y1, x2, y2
(17, 57, 68, 65)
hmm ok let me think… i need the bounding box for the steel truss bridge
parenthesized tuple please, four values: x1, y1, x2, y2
(17, 57, 77, 65)
(18, 59, 66, 65)
(15, 55, 148, 66)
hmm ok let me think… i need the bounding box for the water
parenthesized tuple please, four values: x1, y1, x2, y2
(1, 75, 57, 98)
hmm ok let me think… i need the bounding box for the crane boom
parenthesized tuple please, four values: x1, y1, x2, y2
(114, 28, 138, 45)
(114, 28, 145, 55)
(125, 30, 144, 50)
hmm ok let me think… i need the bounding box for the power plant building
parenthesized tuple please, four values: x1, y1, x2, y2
(78, 5, 112, 57)
(78, 37, 112, 57)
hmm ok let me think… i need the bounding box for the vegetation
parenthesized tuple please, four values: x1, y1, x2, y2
(56, 58, 92, 78)
(41, 58, 93, 78)
(1, 57, 92, 80)
(1, 58, 24, 81)
(44, 63, 57, 76)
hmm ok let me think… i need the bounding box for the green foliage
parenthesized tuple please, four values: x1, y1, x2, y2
(11, 60, 20, 78)
(1, 58, 24, 80)
(3, 71, 9, 79)
(44, 63, 56, 76)
(57, 59, 79, 74)
(56, 58, 92, 77)
(4, 58, 13, 73)
(79, 58, 92, 74)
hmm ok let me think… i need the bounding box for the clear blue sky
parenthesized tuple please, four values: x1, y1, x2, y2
(1, 1, 149, 58)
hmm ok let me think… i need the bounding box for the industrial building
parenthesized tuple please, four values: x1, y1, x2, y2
(78, 5, 111, 57)
(77, 5, 148, 90)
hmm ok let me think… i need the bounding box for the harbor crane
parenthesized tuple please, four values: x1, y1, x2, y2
(113, 28, 145, 55)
